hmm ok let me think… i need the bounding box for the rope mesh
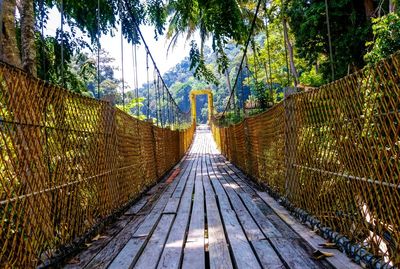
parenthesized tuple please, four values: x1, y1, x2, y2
(212, 52, 400, 266)
(0, 62, 195, 267)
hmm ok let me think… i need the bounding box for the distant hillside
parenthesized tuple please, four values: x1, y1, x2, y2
(137, 42, 269, 123)
(160, 44, 251, 123)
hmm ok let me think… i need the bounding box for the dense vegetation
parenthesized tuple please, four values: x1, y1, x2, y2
(0, 0, 399, 121)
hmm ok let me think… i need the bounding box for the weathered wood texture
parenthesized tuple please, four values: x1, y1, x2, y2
(64, 127, 360, 269)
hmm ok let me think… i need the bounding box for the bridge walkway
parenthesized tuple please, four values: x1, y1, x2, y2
(64, 127, 356, 269)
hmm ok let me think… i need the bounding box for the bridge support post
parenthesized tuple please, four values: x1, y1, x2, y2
(190, 89, 213, 125)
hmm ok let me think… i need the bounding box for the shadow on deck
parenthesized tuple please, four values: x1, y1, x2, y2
(64, 127, 358, 269)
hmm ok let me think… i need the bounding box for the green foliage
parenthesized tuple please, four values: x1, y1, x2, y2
(43, 0, 118, 41)
(286, 0, 372, 80)
(253, 81, 271, 109)
(30, 0, 400, 122)
(146, 0, 167, 39)
(299, 67, 325, 87)
(165, 0, 249, 80)
(35, 31, 95, 94)
(43, 0, 157, 44)
(189, 41, 219, 85)
(116, 97, 146, 119)
(364, 13, 400, 64)
(217, 110, 244, 126)
(247, 26, 293, 88)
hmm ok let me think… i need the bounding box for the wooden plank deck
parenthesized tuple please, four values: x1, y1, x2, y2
(65, 126, 358, 269)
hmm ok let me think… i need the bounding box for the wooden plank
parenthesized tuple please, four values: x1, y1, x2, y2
(84, 180, 171, 269)
(219, 163, 300, 239)
(107, 154, 196, 269)
(64, 215, 132, 269)
(132, 195, 170, 238)
(210, 159, 282, 239)
(256, 191, 361, 269)
(171, 166, 191, 198)
(133, 214, 176, 269)
(107, 236, 146, 269)
(267, 214, 303, 239)
(124, 197, 149, 216)
(68, 171, 173, 268)
(163, 197, 180, 214)
(217, 206, 261, 269)
(206, 144, 286, 269)
(213, 147, 331, 269)
(146, 184, 164, 195)
(218, 163, 275, 215)
(217, 177, 265, 241)
(132, 154, 195, 237)
(202, 162, 233, 268)
(211, 167, 284, 269)
(211, 159, 266, 241)
(182, 156, 205, 269)
(107, 192, 177, 267)
(206, 155, 261, 269)
(157, 156, 198, 269)
(85, 216, 145, 269)
(237, 191, 282, 238)
(251, 240, 286, 269)
(269, 237, 320, 269)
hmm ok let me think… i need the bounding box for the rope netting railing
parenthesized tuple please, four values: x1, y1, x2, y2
(212, 52, 400, 267)
(0, 61, 195, 267)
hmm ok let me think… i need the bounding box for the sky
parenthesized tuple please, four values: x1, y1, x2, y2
(45, 7, 201, 90)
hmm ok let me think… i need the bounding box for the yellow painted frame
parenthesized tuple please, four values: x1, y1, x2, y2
(190, 89, 213, 124)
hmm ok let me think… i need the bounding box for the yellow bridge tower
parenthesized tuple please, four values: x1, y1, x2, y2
(189, 89, 214, 124)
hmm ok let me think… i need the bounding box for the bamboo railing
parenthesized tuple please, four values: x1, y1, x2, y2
(0, 61, 195, 267)
(212, 52, 400, 267)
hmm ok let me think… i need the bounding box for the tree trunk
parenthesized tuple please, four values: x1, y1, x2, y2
(264, 62, 273, 101)
(225, 69, 235, 111)
(389, 0, 397, 13)
(364, 0, 375, 19)
(0, 0, 21, 67)
(20, 0, 36, 76)
(282, 18, 299, 87)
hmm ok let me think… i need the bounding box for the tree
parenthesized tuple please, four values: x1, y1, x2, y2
(164, 0, 250, 82)
(364, 0, 376, 19)
(0, 0, 21, 67)
(389, 0, 397, 12)
(0, 0, 149, 78)
(20, 0, 37, 75)
(116, 97, 146, 119)
(286, 0, 374, 79)
(282, 16, 299, 86)
(364, 13, 400, 64)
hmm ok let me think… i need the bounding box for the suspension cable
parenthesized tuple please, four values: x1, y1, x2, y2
(40, 0, 46, 80)
(60, 0, 65, 87)
(220, 0, 263, 117)
(162, 85, 165, 127)
(97, 0, 101, 99)
(146, 53, 150, 120)
(154, 74, 159, 126)
(325, 0, 335, 81)
(264, 10, 274, 103)
(252, 39, 259, 83)
(281, 11, 290, 88)
(120, 23, 125, 108)
(123, 4, 190, 121)
(132, 44, 139, 118)
(167, 96, 170, 126)
(157, 77, 162, 127)
(240, 65, 245, 115)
